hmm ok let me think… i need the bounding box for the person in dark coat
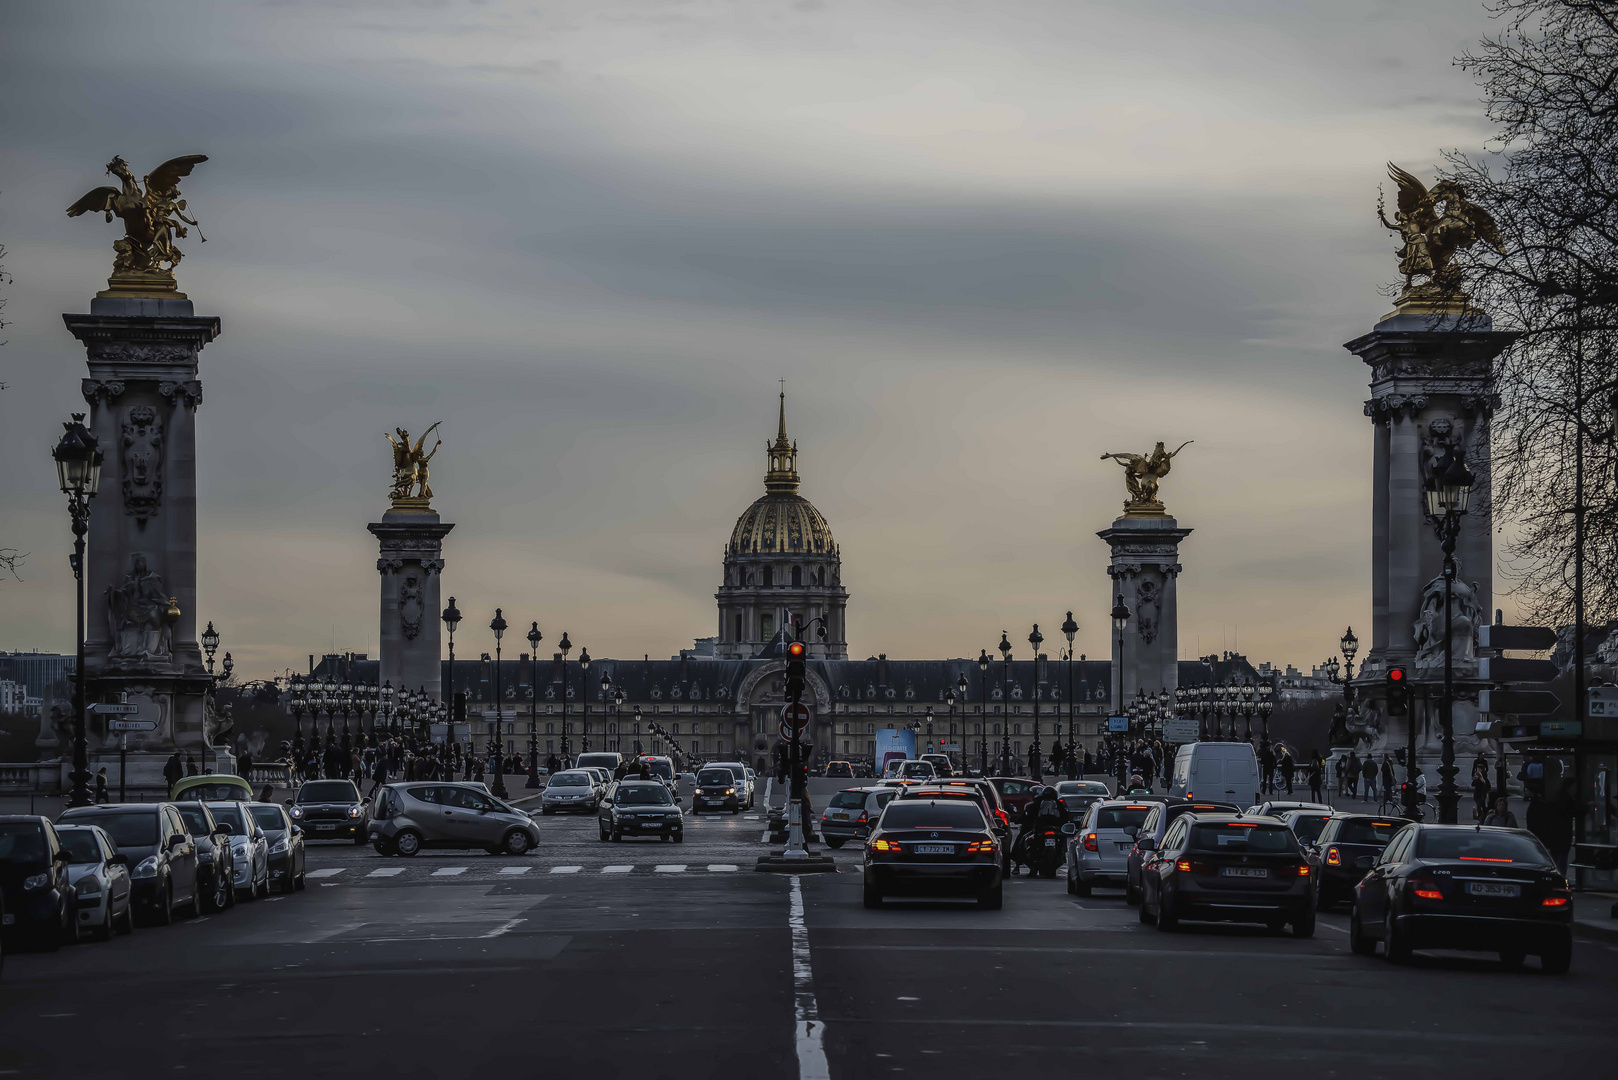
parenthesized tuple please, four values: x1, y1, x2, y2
(94, 767, 109, 804)
(163, 751, 184, 790)
(1526, 795, 1575, 876)
(1279, 749, 1296, 795)
(185, 753, 199, 776)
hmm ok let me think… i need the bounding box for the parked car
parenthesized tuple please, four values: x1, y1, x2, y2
(598, 780, 684, 842)
(57, 803, 197, 926)
(863, 797, 1002, 909)
(1067, 800, 1156, 897)
(707, 762, 755, 809)
(171, 774, 254, 803)
(0, 816, 75, 950)
(1305, 813, 1410, 909)
(692, 767, 745, 814)
(174, 801, 235, 913)
(56, 824, 134, 941)
(1123, 800, 1240, 904)
(288, 779, 370, 844)
(249, 802, 305, 892)
(1138, 812, 1315, 936)
(1350, 823, 1572, 971)
(540, 770, 602, 814)
(819, 787, 897, 848)
(1170, 743, 1261, 806)
(370, 782, 540, 856)
(206, 802, 270, 902)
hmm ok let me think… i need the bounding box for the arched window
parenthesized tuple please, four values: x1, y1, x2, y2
(764, 566, 775, 587)
(791, 565, 802, 587)
(734, 614, 743, 641)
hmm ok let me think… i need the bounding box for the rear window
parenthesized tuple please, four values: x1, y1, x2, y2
(1057, 781, 1110, 795)
(828, 791, 867, 810)
(1189, 824, 1297, 853)
(879, 802, 988, 830)
(1337, 819, 1409, 845)
(1289, 815, 1330, 844)
(1415, 830, 1552, 865)
(1094, 806, 1152, 831)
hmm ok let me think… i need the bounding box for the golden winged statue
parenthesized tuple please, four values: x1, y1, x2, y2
(384, 423, 442, 508)
(1100, 440, 1192, 515)
(67, 155, 208, 296)
(1379, 163, 1504, 312)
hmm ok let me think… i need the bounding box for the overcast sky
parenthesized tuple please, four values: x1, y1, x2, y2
(0, 0, 1518, 679)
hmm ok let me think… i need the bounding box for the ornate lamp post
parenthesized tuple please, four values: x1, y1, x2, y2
(1028, 624, 1044, 780)
(977, 650, 991, 775)
(380, 680, 394, 738)
(1110, 595, 1131, 790)
(955, 673, 969, 774)
(526, 621, 543, 788)
(613, 687, 625, 753)
(1061, 612, 1078, 777)
(997, 631, 1012, 776)
(598, 670, 612, 754)
(489, 609, 508, 798)
(442, 596, 461, 744)
(54, 416, 103, 808)
(633, 704, 643, 756)
(1425, 450, 1475, 824)
(943, 691, 956, 771)
(201, 621, 220, 675)
(290, 679, 309, 750)
(558, 632, 572, 761)
(578, 646, 592, 752)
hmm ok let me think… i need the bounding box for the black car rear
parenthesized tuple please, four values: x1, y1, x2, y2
(1309, 814, 1410, 908)
(1142, 814, 1314, 936)
(289, 779, 369, 842)
(863, 798, 1002, 909)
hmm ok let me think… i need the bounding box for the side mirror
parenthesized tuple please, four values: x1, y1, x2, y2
(214, 825, 231, 836)
(291, 826, 303, 837)
(283, 799, 294, 807)
(169, 833, 187, 849)
(1060, 822, 1077, 835)
(54, 849, 71, 863)
(1136, 837, 1157, 852)
(110, 853, 129, 866)
(1124, 826, 1140, 839)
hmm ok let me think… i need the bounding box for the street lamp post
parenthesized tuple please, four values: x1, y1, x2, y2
(955, 673, 969, 775)
(526, 622, 543, 788)
(201, 621, 220, 675)
(998, 632, 1012, 776)
(633, 705, 642, 756)
(1425, 450, 1475, 824)
(598, 670, 611, 754)
(613, 688, 625, 753)
(1111, 595, 1131, 792)
(442, 596, 461, 747)
(490, 609, 508, 798)
(558, 632, 572, 762)
(944, 690, 956, 772)
(1061, 612, 1078, 779)
(53, 415, 103, 808)
(1028, 625, 1043, 780)
(977, 651, 990, 775)
(579, 647, 592, 753)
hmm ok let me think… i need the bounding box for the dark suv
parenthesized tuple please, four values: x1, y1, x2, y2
(1139, 813, 1315, 937)
(57, 803, 198, 925)
(1306, 814, 1411, 909)
(0, 816, 74, 950)
(288, 779, 370, 843)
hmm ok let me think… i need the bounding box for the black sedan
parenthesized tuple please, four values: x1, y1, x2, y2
(248, 802, 306, 893)
(1139, 813, 1315, 937)
(0, 816, 74, 950)
(1306, 814, 1410, 909)
(598, 781, 684, 842)
(287, 779, 370, 843)
(1351, 824, 1573, 972)
(863, 798, 1002, 909)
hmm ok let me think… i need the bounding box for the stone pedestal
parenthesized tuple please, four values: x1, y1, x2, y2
(1099, 514, 1192, 707)
(64, 296, 222, 760)
(368, 510, 453, 700)
(1344, 309, 1513, 756)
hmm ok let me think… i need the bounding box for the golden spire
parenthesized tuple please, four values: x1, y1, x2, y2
(765, 384, 799, 494)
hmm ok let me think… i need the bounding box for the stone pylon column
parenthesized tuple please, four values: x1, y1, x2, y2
(1099, 514, 1192, 709)
(64, 292, 222, 775)
(1345, 307, 1512, 753)
(368, 510, 453, 702)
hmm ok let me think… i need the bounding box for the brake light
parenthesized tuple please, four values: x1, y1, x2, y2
(996, 809, 1008, 827)
(1325, 846, 1341, 866)
(1412, 887, 1444, 899)
(856, 811, 868, 824)
(1082, 832, 1099, 852)
(1408, 873, 1443, 900)
(966, 840, 996, 854)
(1176, 859, 1191, 872)
(1542, 896, 1570, 907)
(1176, 859, 1211, 873)
(1296, 865, 1310, 877)
(872, 838, 900, 852)
(1458, 856, 1514, 863)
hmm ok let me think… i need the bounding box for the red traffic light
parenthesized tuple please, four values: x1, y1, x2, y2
(788, 641, 806, 658)
(1388, 668, 1404, 682)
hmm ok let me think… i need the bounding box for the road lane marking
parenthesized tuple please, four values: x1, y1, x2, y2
(306, 868, 346, 879)
(654, 864, 687, 873)
(431, 867, 468, 877)
(481, 918, 525, 938)
(707, 864, 740, 872)
(789, 876, 830, 1080)
(549, 866, 582, 874)
(602, 865, 634, 873)
(367, 868, 405, 878)
(824, 1017, 1599, 1044)
(815, 945, 1317, 958)
(499, 866, 532, 875)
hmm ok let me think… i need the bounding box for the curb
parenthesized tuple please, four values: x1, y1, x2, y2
(1573, 918, 1618, 945)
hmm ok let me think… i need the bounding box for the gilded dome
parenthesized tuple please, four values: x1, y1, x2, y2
(728, 493, 836, 556)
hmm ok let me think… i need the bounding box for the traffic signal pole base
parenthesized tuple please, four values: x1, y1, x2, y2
(755, 853, 837, 873)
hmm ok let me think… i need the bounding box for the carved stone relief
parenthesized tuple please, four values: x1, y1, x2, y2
(106, 553, 173, 666)
(399, 574, 424, 641)
(120, 405, 165, 524)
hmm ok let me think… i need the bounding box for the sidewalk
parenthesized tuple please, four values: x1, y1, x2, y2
(1573, 891, 1618, 944)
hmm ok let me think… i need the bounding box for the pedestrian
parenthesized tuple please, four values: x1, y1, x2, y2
(1307, 753, 1324, 803)
(1482, 797, 1519, 828)
(95, 767, 109, 804)
(474, 758, 485, 785)
(163, 750, 184, 790)
(1471, 769, 1492, 821)
(258, 784, 274, 802)
(185, 753, 199, 777)
(370, 753, 389, 798)
(1345, 750, 1360, 799)
(1334, 753, 1347, 797)
(1526, 791, 1575, 876)
(238, 748, 253, 779)
(1260, 742, 1276, 796)
(1360, 754, 1377, 802)
(1279, 749, 1296, 795)
(1380, 755, 1395, 801)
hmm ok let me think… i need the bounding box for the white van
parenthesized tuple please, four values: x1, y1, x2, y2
(1170, 742, 1260, 807)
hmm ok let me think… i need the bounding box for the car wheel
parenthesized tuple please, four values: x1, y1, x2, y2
(502, 830, 532, 856)
(373, 838, 395, 856)
(611, 830, 622, 842)
(541, 806, 555, 815)
(978, 882, 1003, 910)
(1138, 896, 1157, 924)
(863, 882, 883, 909)
(354, 832, 367, 846)
(1156, 895, 1178, 932)
(825, 838, 845, 850)
(1349, 907, 1375, 956)
(1540, 936, 1572, 974)
(117, 901, 135, 935)
(599, 825, 610, 841)
(1383, 911, 1411, 964)
(1125, 882, 1141, 906)
(153, 880, 174, 926)
(256, 866, 270, 899)
(672, 832, 683, 844)
(1498, 948, 1526, 970)
(1066, 869, 1077, 895)
(1292, 907, 1316, 939)
(393, 830, 422, 857)
(281, 861, 297, 894)
(1074, 879, 1092, 898)
(294, 867, 306, 891)
(211, 869, 230, 913)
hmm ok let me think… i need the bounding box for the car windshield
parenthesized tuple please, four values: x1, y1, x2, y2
(1416, 830, 1552, 865)
(73, 812, 157, 848)
(180, 782, 252, 801)
(550, 773, 589, 787)
(176, 806, 212, 835)
(901, 763, 932, 777)
(210, 806, 248, 833)
(1057, 782, 1110, 795)
(698, 771, 734, 786)
(880, 802, 986, 830)
(57, 829, 103, 863)
(616, 785, 672, 806)
(1094, 806, 1152, 831)
(1189, 824, 1297, 853)
(298, 781, 359, 803)
(1337, 819, 1408, 845)
(828, 791, 867, 809)
(0, 822, 47, 863)
(1289, 815, 1330, 844)
(250, 806, 284, 831)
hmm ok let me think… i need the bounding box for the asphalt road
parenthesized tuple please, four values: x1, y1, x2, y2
(2, 798, 1615, 1079)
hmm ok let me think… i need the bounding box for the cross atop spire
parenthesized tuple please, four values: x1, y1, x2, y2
(765, 385, 799, 493)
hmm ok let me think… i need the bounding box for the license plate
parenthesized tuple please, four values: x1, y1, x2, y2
(1221, 867, 1268, 879)
(1117, 842, 1133, 851)
(316, 824, 336, 831)
(914, 844, 954, 855)
(1466, 881, 1521, 898)
(1044, 839, 1056, 847)
(833, 813, 849, 820)
(704, 798, 722, 804)
(2, 913, 13, 925)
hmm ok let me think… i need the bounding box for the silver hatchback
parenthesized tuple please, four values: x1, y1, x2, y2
(1067, 800, 1156, 897)
(370, 782, 541, 857)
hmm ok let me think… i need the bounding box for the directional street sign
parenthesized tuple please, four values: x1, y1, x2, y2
(1106, 716, 1129, 733)
(89, 703, 140, 715)
(108, 719, 156, 732)
(1478, 624, 1559, 652)
(937, 743, 962, 752)
(1161, 717, 1199, 743)
(1588, 686, 1618, 717)
(1478, 657, 1561, 682)
(1479, 688, 1562, 716)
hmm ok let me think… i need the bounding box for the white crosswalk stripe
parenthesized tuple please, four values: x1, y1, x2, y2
(366, 867, 405, 877)
(498, 865, 532, 875)
(549, 865, 582, 874)
(706, 864, 740, 872)
(307, 868, 346, 879)
(602, 865, 634, 874)
(431, 866, 468, 877)
(653, 864, 687, 873)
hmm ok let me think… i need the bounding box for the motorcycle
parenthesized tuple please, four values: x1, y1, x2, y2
(1022, 821, 1073, 878)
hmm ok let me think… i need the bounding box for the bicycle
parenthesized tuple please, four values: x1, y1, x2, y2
(1378, 792, 1427, 821)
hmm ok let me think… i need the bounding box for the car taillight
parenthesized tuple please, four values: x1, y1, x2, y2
(996, 809, 1008, 828)
(1543, 894, 1570, 907)
(856, 811, 868, 824)
(966, 840, 995, 854)
(1408, 874, 1443, 900)
(872, 838, 900, 852)
(1325, 846, 1341, 866)
(1176, 859, 1211, 873)
(1295, 864, 1310, 877)
(1082, 832, 1099, 852)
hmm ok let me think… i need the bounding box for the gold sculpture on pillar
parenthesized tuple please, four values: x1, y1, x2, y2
(1378, 163, 1504, 317)
(66, 155, 209, 298)
(385, 423, 442, 511)
(1100, 441, 1192, 516)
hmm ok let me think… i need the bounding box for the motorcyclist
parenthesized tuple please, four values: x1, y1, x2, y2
(1012, 785, 1069, 874)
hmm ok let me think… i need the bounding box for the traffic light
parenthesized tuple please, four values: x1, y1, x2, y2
(784, 640, 807, 703)
(1385, 666, 1409, 716)
(453, 692, 467, 725)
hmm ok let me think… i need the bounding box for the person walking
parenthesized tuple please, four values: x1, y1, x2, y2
(1307, 753, 1324, 803)
(1334, 754, 1347, 797)
(1360, 754, 1378, 802)
(1345, 750, 1361, 799)
(238, 748, 254, 780)
(369, 753, 389, 798)
(185, 753, 199, 777)
(163, 750, 184, 792)
(94, 767, 109, 804)
(1471, 767, 1493, 821)
(1380, 755, 1396, 803)
(1260, 743, 1277, 796)
(1482, 797, 1518, 828)
(1279, 749, 1296, 795)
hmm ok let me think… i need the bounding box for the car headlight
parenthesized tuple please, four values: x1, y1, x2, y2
(75, 877, 102, 896)
(197, 850, 214, 864)
(232, 845, 249, 859)
(269, 838, 289, 854)
(23, 872, 49, 890)
(725, 788, 735, 795)
(348, 806, 361, 818)
(134, 856, 160, 878)
(290, 807, 304, 819)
